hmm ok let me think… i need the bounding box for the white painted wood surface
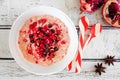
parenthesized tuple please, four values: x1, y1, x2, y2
(0, 61, 120, 80)
(0, 0, 120, 80)
(0, 0, 109, 26)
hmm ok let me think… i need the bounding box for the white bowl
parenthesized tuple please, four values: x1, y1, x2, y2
(9, 6, 79, 75)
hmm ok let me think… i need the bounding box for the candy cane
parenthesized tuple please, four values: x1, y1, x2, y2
(67, 16, 102, 74)
(83, 23, 102, 51)
(75, 23, 102, 73)
(75, 16, 89, 73)
(67, 16, 89, 72)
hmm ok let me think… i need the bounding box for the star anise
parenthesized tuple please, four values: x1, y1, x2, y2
(104, 55, 116, 66)
(95, 63, 106, 75)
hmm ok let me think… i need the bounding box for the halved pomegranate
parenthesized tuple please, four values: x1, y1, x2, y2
(102, 0, 120, 28)
(80, 0, 106, 13)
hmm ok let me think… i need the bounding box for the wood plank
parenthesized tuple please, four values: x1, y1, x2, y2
(0, 29, 120, 59)
(0, 60, 119, 80)
(0, 0, 110, 26)
(0, 30, 11, 58)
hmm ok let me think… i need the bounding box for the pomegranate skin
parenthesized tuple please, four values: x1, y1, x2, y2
(80, 0, 106, 13)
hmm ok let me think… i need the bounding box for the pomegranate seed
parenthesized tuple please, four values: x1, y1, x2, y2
(35, 39, 41, 47)
(46, 38, 53, 44)
(47, 56, 52, 60)
(28, 50, 32, 54)
(39, 48, 44, 52)
(61, 40, 66, 44)
(42, 53, 47, 57)
(49, 48, 54, 53)
(30, 40, 34, 43)
(29, 34, 34, 38)
(29, 22, 37, 29)
(35, 61, 38, 64)
(42, 28, 48, 33)
(54, 47, 59, 51)
(43, 58, 46, 61)
(41, 18, 47, 25)
(38, 27, 42, 31)
(50, 35, 57, 40)
(50, 29, 55, 33)
(23, 38, 27, 42)
(48, 23, 53, 28)
(18, 41, 20, 44)
(37, 51, 43, 55)
(56, 30, 61, 35)
(39, 44, 45, 49)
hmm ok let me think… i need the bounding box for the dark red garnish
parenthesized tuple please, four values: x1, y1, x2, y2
(27, 18, 61, 59)
(61, 40, 66, 44)
(35, 39, 41, 47)
(29, 22, 37, 29)
(35, 61, 38, 64)
(42, 53, 47, 58)
(54, 47, 59, 51)
(18, 41, 20, 44)
(51, 29, 55, 33)
(30, 40, 34, 43)
(38, 27, 42, 31)
(48, 23, 53, 28)
(28, 50, 32, 54)
(41, 18, 47, 25)
(29, 34, 33, 38)
(95, 63, 106, 75)
(23, 38, 27, 42)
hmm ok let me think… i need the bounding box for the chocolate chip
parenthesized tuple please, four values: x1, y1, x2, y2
(50, 29, 55, 33)
(48, 23, 53, 28)
(54, 47, 59, 51)
(29, 34, 33, 38)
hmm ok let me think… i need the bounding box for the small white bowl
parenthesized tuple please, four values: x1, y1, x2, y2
(9, 6, 79, 75)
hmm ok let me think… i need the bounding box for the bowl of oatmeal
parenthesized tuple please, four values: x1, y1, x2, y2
(9, 6, 78, 75)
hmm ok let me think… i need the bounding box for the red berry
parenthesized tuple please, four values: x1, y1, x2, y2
(41, 18, 47, 25)
(23, 38, 27, 42)
(39, 44, 45, 49)
(28, 50, 32, 54)
(56, 30, 61, 35)
(29, 22, 37, 29)
(61, 40, 66, 44)
(46, 38, 53, 44)
(50, 35, 57, 40)
(48, 23, 53, 28)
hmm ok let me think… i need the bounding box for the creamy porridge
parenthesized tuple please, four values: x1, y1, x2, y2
(18, 15, 70, 66)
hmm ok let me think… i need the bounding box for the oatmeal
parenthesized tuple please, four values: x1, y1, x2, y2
(18, 15, 70, 66)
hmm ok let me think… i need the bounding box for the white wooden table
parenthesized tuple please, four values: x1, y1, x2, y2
(0, 0, 120, 80)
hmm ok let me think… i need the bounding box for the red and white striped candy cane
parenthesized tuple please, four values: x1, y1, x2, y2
(83, 23, 102, 51)
(75, 23, 102, 73)
(67, 16, 89, 72)
(75, 16, 90, 73)
(67, 16, 102, 74)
